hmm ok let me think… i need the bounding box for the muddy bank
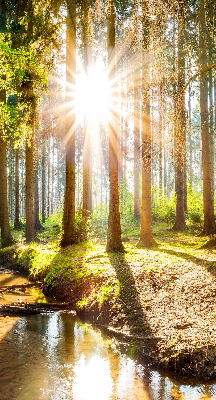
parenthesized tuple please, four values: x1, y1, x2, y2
(1, 238, 216, 380)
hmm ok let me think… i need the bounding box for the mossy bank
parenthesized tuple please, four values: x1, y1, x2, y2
(1, 234, 216, 380)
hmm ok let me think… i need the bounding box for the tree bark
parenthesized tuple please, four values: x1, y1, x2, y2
(25, 0, 35, 243)
(61, 0, 76, 247)
(82, 0, 92, 218)
(56, 143, 59, 211)
(34, 135, 43, 231)
(41, 139, 46, 223)
(199, 0, 215, 234)
(208, 8, 215, 208)
(134, 86, 140, 219)
(0, 121, 13, 247)
(106, 0, 122, 251)
(188, 83, 192, 187)
(138, 0, 156, 248)
(51, 138, 54, 214)
(159, 85, 163, 194)
(172, 2, 186, 231)
(14, 148, 21, 229)
(25, 135, 35, 242)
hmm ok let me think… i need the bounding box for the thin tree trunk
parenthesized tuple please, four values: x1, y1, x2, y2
(34, 135, 43, 231)
(208, 9, 215, 206)
(47, 137, 50, 217)
(199, 0, 215, 234)
(138, 0, 156, 248)
(82, 0, 92, 218)
(0, 122, 13, 246)
(134, 86, 140, 218)
(159, 85, 163, 194)
(51, 138, 54, 215)
(56, 144, 59, 211)
(188, 83, 192, 187)
(164, 147, 167, 197)
(61, 0, 76, 246)
(25, 0, 35, 243)
(25, 135, 35, 242)
(0, 0, 13, 247)
(21, 151, 25, 219)
(41, 139, 46, 223)
(14, 148, 21, 229)
(106, 0, 122, 250)
(172, 2, 186, 231)
(118, 77, 123, 190)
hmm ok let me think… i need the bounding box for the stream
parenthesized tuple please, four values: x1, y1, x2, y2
(0, 267, 216, 400)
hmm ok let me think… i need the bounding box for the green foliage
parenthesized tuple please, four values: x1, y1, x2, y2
(119, 179, 140, 236)
(74, 208, 91, 243)
(152, 188, 176, 223)
(119, 179, 133, 220)
(187, 187, 203, 225)
(91, 202, 108, 236)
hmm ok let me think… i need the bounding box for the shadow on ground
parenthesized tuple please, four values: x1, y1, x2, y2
(107, 250, 151, 335)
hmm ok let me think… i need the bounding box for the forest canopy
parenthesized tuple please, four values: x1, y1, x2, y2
(0, 0, 216, 249)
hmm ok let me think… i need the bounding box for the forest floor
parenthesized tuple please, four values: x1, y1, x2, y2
(0, 223, 216, 380)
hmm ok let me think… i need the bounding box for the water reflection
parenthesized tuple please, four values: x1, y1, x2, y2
(0, 312, 216, 399)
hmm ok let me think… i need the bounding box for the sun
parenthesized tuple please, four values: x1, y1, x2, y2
(75, 62, 109, 130)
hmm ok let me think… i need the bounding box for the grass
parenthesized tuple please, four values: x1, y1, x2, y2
(2, 218, 216, 378)
(1, 221, 214, 311)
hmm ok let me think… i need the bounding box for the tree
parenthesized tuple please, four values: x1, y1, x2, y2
(172, 1, 186, 231)
(106, 0, 122, 251)
(199, 0, 215, 234)
(138, 0, 156, 248)
(61, 0, 77, 246)
(82, 0, 92, 218)
(0, 0, 14, 247)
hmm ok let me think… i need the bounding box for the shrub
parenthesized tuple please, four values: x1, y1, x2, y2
(187, 188, 203, 225)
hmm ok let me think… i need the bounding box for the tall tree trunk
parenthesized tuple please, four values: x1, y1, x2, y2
(14, 148, 21, 229)
(172, 2, 186, 231)
(0, 98, 13, 247)
(51, 138, 54, 215)
(134, 86, 140, 218)
(61, 0, 76, 246)
(41, 139, 46, 223)
(188, 83, 192, 187)
(118, 77, 123, 190)
(208, 8, 215, 207)
(164, 147, 167, 197)
(34, 135, 43, 231)
(138, 0, 156, 248)
(106, 0, 122, 250)
(21, 151, 25, 219)
(82, 0, 92, 218)
(25, 134, 35, 242)
(25, 1, 35, 243)
(56, 144, 59, 211)
(199, 0, 215, 234)
(47, 137, 50, 217)
(159, 85, 163, 194)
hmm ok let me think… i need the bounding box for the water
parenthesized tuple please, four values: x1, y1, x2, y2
(0, 269, 216, 400)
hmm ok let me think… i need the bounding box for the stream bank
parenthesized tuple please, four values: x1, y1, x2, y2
(0, 234, 216, 380)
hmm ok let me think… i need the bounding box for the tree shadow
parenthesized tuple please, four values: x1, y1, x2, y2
(107, 250, 152, 336)
(156, 247, 216, 276)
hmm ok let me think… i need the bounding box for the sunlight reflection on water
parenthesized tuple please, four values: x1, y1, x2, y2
(0, 312, 216, 399)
